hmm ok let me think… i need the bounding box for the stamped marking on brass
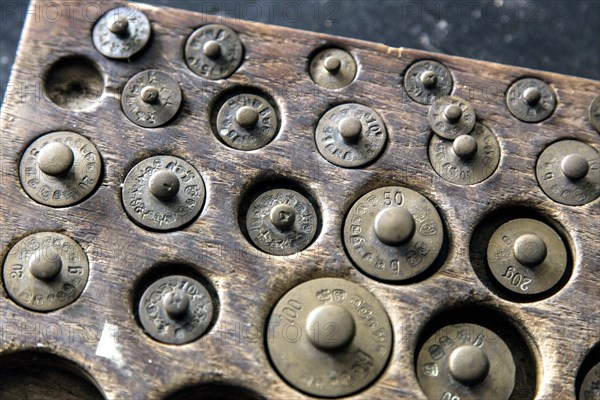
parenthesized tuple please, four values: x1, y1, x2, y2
(579, 362, 600, 400)
(121, 70, 182, 128)
(417, 323, 515, 400)
(343, 186, 444, 282)
(19, 131, 102, 207)
(185, 24, 243, 80)
(315, 103, 387, 168)
(246, 189, 318, 256)
(215, 93, 279, 150)
(429, 123, 501, 185)
(487, 218, 567, 295)
(589, 95, 600, 133)
(310, 48, 357, 89)
(506, 78, 556, 123)
(267, 277, 392, 397)
(138, 275, 214, 344)
(122, 155, 206, 231)
(404, 60, 453, 105)
(428, 96, 476, 139)
(2, 232, 89, 312)
(92, 6, 151, 59)
(536, 140, 600, 206)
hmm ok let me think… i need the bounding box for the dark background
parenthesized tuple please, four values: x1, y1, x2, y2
(1, 0, 599, 103)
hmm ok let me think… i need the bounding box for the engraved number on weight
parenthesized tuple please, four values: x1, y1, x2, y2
(442, 392, 460, 400)
(383, 190, 404, 206)
(68, 266, 83, 274)
(502, 266, 532, 291)
(10, 264, 24, 279)
(281, 299, 303, 324)
(423, 363, 439, 376)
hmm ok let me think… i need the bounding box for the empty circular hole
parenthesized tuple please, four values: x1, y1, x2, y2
(165, 383, 265, 400)
(0, 351, 105, 399)
(44, 56, 104, 111)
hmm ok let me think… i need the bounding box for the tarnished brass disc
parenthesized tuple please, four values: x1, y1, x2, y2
(215, 93, 279, 150)
(185, 24, 244, 80)
(138, 275, 214, 344)
(487, 218, 567, 295)
(92, 6, 151, 59)
(246, 189, 318, 256)
(121, 70, 182, 128)
(506, 78, 556, 123)
(315, 103, 387, 168)
(429, 123, 501, 185)
(343, 186, 444, 282)
(536, 140, 600, 206)
(3, 232, 89, 312)
(310, 48, 357, 89)
(267, 277, 393, 397)
(417, 323, 515, 400)
(19, 131, 102, 207)
(428, 96, 476, 140)
(404, 60, 453, 105)
(122, 155, 206, 231)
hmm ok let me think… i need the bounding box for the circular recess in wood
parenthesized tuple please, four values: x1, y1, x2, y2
(0, 351, 105, 400)
(576, 344, 600, 400)
(237, 176, 322, 257)
(132, 263, 220, 345)
(210, 86, 281, 151)
(414, 305, 538, 400)
(468, 206, 573, 302)
(43, 56, 104, 111)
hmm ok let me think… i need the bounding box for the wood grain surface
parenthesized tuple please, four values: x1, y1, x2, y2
(1, 0, 598, 399)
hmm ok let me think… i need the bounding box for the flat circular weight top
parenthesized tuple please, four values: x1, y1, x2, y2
(122, 155, 205, 231)
(487, 218, 567, 295)
(267, 277, 393, 397)
(19, 131, 102, 207)
(315, 103, 387, 168)
(246, 189, 318, 256)
(138, 275, 214, 344)
(215, 93, 279, 150)
(579, 362, 600, 400)
(121, 69, 182, 128)
(185, 24, 243, 80)
(404, 60, 453, 105)
(429, 123, 501, 185)
(343, 186, 444, 282)
(536, 140, 599, 206)
(92, 7, 151, 59)
(310, 48, 357, 89)
(417, 323, 515, 400)
(428, 96, 476, 139)
(506, 78, 556, 123)
(2, 232, 89, 312)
